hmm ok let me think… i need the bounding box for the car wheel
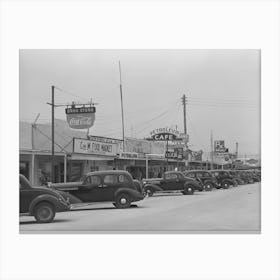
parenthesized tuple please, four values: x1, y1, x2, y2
(145, 188, 154, 197)
(184, 185, 194, 195)
(204, 182, 213, 191)
(222, 181, 230, 189)
(114, 193, 132, 209)
(34, 202, 56, 223)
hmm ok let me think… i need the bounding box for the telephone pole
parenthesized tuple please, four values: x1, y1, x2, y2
(119, 61, 125, 152)
(210, 130, 214, 169)
(182, 94, 187, 137)
(182, 94, 188, 162)
(51, 85, 55, 183)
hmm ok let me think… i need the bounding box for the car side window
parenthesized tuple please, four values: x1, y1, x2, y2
(104, 175, 118, 185)
(86, 175, 102, 187)
(187, 172, 195, 178)
(165, 173, 178, 180)
(203, 172, 210, 177)
(118, 174, 129, 183)
(196, 172, 203, 178)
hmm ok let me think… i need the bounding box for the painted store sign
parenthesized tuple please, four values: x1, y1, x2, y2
(73, 137, 120, 156)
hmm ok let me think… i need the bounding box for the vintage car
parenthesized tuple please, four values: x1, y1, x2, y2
(183, 170, 217, 191)
(142, 171, 203, 196)
(20, 174, 70, 223)
(50, 170, 144, 209)
(244, 170, 260, 183)
(228, 170, 246, 185)
(209, 170, 237, 189)
(236, 170, 254, 184)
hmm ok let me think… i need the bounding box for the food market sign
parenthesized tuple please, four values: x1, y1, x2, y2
(73, 137, 119, 156)
(65, 106, 96, 129)
(149, 127, 183, 141)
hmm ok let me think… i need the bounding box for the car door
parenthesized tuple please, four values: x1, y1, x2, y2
(75, 175, 103, 202)
(162, 173, 180, 191)
(196, 172, 205, 184)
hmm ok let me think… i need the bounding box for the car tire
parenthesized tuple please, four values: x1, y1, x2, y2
(114, 193, 132, 209)
(34, 202, 56, 223)
(184, 185, 194, 195)
(204, 182, 213, 191)
(145, 187, 154, 197)
(222, 181, 230, 189)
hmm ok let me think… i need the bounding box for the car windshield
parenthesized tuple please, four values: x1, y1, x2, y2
(19, 175, 32, 189)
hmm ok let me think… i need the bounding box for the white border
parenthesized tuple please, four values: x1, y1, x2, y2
(1, 1, 279, 280)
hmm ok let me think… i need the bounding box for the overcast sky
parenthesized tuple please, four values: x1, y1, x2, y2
(19, 49, 260, 157)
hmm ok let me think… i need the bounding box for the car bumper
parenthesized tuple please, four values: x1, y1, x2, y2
(56, 200, 71, 212)
(132, 192, 145, 202)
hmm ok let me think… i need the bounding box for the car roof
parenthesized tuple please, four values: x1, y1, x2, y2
(86, 170, 131, 176)
(165, 171, 184, 175)
(184, 170, 211, 173)
(209, 170, 229, 172)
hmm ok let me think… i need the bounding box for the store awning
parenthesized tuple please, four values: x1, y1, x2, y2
(70, 153, 115, 161)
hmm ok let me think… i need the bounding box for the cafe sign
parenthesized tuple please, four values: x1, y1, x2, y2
(73, 137, 119, 156)
(149, 127, 184, 141)
(65, 106, 96, 129)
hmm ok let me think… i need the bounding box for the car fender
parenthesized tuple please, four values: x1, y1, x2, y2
(184, 181, 202, 191)
(114, 188, 141, 199)
(29, 194, 59, 215)
(143, 183, 163, 192)
(222, 179, 234, 185)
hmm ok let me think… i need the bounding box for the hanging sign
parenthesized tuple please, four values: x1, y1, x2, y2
(148, 127, 183, 141)
(65, 106, 96, 129)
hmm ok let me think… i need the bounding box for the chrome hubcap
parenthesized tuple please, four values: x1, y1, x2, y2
(38, 207, 51, 220)
(120, 198, 127, 204)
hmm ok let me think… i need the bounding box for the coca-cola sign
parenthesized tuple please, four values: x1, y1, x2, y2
(65, 106, 96, 129)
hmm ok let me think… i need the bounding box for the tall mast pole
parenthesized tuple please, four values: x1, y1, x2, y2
(51, 85, 55, 183)
(119, 61, 125, 152)
(182, 94, 187, 138)
(210, 130, 214, 169)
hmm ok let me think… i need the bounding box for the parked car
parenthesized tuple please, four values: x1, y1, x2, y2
(50, 170, 144, 209)
(236, 170, 254, 184)
(244, 170, 260, 183)
(20, 174, 70, 223)
(209, 170, 237, 189)
(183, 170, 217, 191)
(228, 170, 245, 185)
(142, 171, 203, 196)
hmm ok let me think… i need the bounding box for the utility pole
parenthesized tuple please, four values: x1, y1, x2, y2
(235, 142, 239, 158)
(51, 85, 55, 183)
(182, 94, 188, 164)
(210, 130, 214, 169)
(181, 94, 187, 137)
(119, 61, 125, 152)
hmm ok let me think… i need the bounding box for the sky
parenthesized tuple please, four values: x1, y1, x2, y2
(19, 49, 260, 157)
